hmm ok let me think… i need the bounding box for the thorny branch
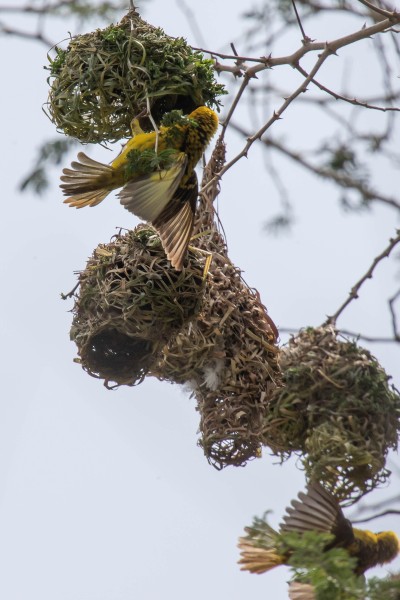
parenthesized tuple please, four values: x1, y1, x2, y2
(200, 14, 400, 193)
(326, 229, 400, 325)
(228, 121, 400, 213)
(294, 63, 400, 113)
(389, 288, 400, 340)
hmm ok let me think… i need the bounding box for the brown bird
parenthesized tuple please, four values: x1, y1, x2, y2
(60, 106, 219, 270)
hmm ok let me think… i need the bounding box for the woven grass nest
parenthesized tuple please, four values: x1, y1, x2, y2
(45, 7, 225, 143)
(263, 325, 400, 502)
(150, 231, 281, 469)
(70, 226, 204, 388)
(69, 225, 281, 467)
(68, 139, 280, 467)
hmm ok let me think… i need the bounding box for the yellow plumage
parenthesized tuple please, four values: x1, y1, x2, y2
(60, 106, 218, 270)
(238, 482, 399, 578)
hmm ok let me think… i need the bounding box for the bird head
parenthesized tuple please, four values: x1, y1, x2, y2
(376, 531, 400, 565)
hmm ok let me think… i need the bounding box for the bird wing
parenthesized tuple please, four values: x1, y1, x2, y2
(280, 482, 344, 535)
(152, 172, 198, 271)
(118, 153, 187, 222)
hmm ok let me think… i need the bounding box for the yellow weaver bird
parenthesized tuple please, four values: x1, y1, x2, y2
(238, 482, 399, 581)
(60, 106, 218, 271)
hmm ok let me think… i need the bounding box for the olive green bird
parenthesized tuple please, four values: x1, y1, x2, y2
(60, 106, 219, 270)
(238, 482, 399, 596)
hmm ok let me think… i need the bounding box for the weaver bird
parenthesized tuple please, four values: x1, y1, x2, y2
(60, 106, 218, 270)
(238, 482, 399, 579)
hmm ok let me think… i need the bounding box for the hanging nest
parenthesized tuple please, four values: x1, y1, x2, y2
(69, 226, 204, 387)
(148, 140, 281, 468)
(45, 7, 226, 143)
(262, 325, 400, 502)
(152, 245, 281, 468)
(67, 139, 281, 466)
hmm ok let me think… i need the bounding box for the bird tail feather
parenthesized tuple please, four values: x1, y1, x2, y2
(237, 539, 284, 574)
(60, 152, 114, 208)
(288, 582, 316, 600)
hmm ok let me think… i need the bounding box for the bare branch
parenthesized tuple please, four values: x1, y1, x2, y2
(219, 73, 256, 138)
(228, 122, 400, 212)
(356, 0, 394, 19)
(326, 230, 400, 325)
(291, 0, 310, 42)
(352, 491, 400, 514)
(351, 509, 400, 523)
(192, 47, 271, 64)
(295, 63, 400, 112)
(204, 15, 400, 195)
(389, 288, 400, 340)
(175, 0, 208, 47)
(0, 20, 52, 45)
(337, 329, 400, 343)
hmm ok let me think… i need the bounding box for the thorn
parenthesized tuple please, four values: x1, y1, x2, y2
(324, 42, 338, 55)
(261, 53, 273, 67)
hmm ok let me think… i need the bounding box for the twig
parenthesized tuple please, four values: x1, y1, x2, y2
(192, 47, 273, 63)
(356, 0, 394, 19)
(176, 0, 208, 47)
(228, 121, 400, 212)
(351, 509, 400, 523)
(0, 1, 72, 13)
(0, 20, 52, 45)
(351, 490, 400, 515)
(326, 229, 400, 325)
(389, 287, 400, 340)
(206, 15, 400, 191)
(337, 328, 400, 343)
(294, 63, 400, 112)
(219, 74, 255, 138)
(291, 0, 309, 41)
(61, 281, 79, 300)
(217, 48, 331, 175)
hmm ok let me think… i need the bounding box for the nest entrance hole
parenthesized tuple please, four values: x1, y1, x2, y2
(82, 328, 153, 384)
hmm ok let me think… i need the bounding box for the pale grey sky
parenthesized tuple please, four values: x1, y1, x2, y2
(0, 1, 399, 599)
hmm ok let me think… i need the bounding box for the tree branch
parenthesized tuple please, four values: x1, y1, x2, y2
(203, 15, 400, 195)
(228, 122, 400, 212)
(389, 288, 400, 340)
(294, 62, 400, 112)
(351, 508, 400, 523)
(326, 229, 400, 325)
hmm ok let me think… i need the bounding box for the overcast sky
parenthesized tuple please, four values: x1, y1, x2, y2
(0, 1, 399, 599)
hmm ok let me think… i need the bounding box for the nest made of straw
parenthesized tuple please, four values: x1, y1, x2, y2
(45, 8, 226, 143)
(263, 325, 400, 502)
(151, 230, 281, 469)
(70, 226, 204, 388)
